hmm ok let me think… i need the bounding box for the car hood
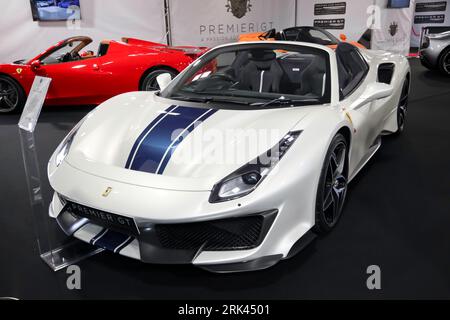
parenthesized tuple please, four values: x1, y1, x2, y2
(65, 92, 319, 191)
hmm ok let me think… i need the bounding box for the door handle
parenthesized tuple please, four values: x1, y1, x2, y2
(92, 64, 99, 71)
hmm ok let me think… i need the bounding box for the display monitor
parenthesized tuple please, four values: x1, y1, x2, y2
(30, 0, 81, 21)
(387, 0, 411, 8)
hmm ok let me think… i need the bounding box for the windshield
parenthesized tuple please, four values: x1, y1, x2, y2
(41, 40, 83, 65)
(161, 43, 331, 108)
(304, 28, 339, 45)
(282, 27, 339, 46)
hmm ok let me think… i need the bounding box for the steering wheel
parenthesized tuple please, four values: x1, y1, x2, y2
(70, 51, 81, 61)
(60, 52, 72, 62)
(209, 72, 235, 83)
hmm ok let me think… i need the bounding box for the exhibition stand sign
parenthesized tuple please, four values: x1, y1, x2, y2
(169, 0, 296, 47)
(18, 76, 103, 272)
(18, 76, 51, 133)
(296, 0, 375, 43)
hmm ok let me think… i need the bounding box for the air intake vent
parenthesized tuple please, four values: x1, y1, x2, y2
(378, 63, 395, 84)
(155, 215, 267, 251)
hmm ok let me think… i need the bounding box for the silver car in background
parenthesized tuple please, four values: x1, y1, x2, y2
(419, 26, 450, 76)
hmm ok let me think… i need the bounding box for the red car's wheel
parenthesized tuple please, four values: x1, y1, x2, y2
(140, 68, 178, 91)
(0, 75, 26, 114)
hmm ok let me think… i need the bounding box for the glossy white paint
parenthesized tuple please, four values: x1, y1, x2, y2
(48, 41, 410, 268)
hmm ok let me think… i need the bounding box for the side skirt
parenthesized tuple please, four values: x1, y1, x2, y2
(348, 136, 382, 182)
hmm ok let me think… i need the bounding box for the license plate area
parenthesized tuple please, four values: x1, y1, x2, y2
(63, 201, 140, 236)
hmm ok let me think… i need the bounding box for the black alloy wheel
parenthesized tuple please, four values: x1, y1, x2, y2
(140, 69, 177, 91)
(397, 78, 409, 133)
(0, 75, 25, 114)
(315, 133, 348, 233)
(438, 47, 450, 76)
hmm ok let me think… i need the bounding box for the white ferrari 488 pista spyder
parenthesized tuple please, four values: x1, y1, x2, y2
(48, 41, 410, 272)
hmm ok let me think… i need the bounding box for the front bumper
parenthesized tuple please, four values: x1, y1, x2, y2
(419, 46, 439, 69)
(48, 158, 317, 272)
(51, 194, 279, 272)
(419, 52, 436, 69)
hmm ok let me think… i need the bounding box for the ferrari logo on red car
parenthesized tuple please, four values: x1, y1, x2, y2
(16, 68, 23, 74)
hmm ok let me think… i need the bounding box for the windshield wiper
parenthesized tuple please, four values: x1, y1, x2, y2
(251, 97, 319, 108)
(170, 94, 251, 106)
(169, 95, 211, 103)
(204, 97, 252, 105)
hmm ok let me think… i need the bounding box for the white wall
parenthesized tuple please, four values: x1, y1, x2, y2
(371, 0, 415, 55)
(170, 0, 296, 47)
(0, 0, 167, 63)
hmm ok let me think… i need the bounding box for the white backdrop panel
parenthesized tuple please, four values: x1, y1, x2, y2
(372, 0, 415, 55)
(0, 0, 166, 63)
(169, 0, 296, 47)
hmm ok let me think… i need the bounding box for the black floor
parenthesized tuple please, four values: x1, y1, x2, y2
(0, 59, 449, 299)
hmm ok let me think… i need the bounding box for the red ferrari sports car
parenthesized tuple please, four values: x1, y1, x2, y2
(0, 36, 207, 113)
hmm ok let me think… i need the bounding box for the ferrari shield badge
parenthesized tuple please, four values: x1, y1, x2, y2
(102, 187, 113, 197)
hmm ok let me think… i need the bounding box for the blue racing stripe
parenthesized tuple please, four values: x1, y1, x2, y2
(155, 108, 217, 174)
(94, 230, 131, 252)
(125, 105, 178, 169)
(127, 106, 217, 174)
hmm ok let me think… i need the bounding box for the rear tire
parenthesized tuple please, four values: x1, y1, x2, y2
(0, 75, 26, 114)
(396, 77, 409, 134)
(140, 68, 178, 91)
(314, 133, 348, 234)
(438, 47, 450, 76)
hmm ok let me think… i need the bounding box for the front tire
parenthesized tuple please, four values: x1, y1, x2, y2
(438, 47, 450, 76)
(0, 75, 26, 114)
(314, 133, 348, 234)
(140, 68, 178, 91)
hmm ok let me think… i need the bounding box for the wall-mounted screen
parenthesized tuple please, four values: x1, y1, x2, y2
(387, 0, 411, 8)
(30, 0, 81, 21)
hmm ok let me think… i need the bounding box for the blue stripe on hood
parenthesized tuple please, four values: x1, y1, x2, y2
(126, 105, 217, 175)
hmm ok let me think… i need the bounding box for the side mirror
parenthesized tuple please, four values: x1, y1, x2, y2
(352, 83, 393, 110)
(156, 73, 172, 91)
(31, 60, 41, 71)
(339, 33, 348, 42)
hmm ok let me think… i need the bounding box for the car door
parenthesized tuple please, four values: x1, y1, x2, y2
(336, 43, 382, 172)
(31, 37, 107, 104)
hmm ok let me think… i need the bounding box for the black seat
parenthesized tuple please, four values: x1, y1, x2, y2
(299, 55, 327, 97)
(238, 50, 283, 93)
(97, 42, 110, 57)
(226, 51, 250, 79)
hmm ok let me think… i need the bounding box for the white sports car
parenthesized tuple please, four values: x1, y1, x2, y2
(48, 41, 410, 272)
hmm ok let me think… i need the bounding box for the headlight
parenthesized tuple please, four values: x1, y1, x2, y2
(209, 131, 302, 203)
(54, 120, 84, 167)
